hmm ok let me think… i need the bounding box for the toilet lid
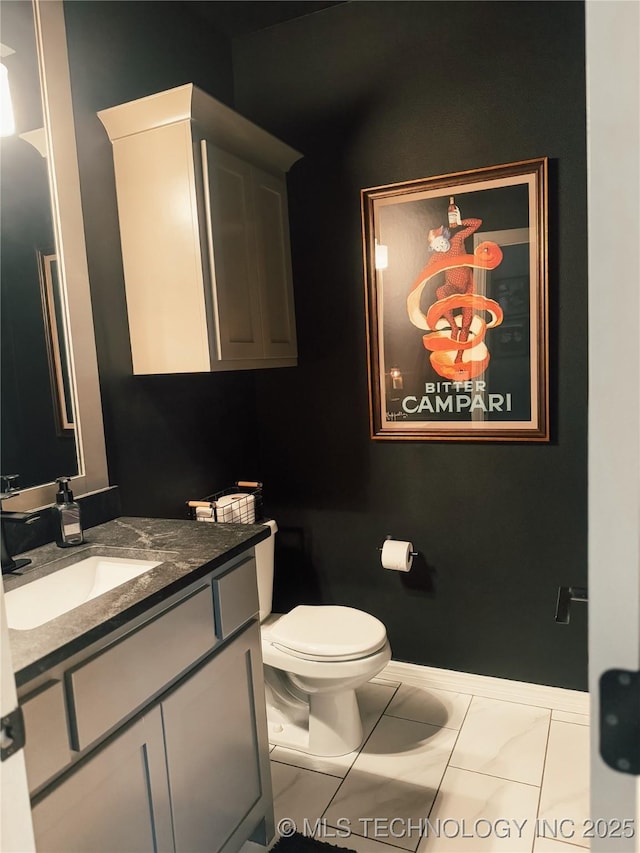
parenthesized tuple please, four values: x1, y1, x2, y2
(268, 605, 387, 661)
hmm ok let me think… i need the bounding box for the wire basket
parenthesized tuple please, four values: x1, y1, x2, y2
(187, 481, 263, 524)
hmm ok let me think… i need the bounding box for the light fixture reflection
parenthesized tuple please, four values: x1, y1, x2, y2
(390, 367, 403, 390)
(0, 62, 15, 137)
(374, 238, 388, 270)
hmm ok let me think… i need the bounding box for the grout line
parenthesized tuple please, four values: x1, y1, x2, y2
(353, 680, 403, 755)
(436, 693, 558, 714)
(281, 681, 571, 853)
(319, 682, 402, 820)
(444, 694, 550, 792)
(382, 663, 589, 716)
(269, 749, 350, 779)
(549, 718, 591, 732)
(370, 678, 403, 689)
(383, 710, 462, 731)
(551, 713, 590, 726)
(532, 710, 554, 853)
(424, 689, 475, 824)
(338, 682, 402, 777)
(388, 681, 474, 700)
(378, 680, 401, 712)
(538, 839, 590, 852)
(382, 680, 473, 730)
(269, 681, 401, 779)
(324, 824, 415, 852)
(387, 674, 590, 719)
(268, 758, 344, 780)
(445, 763, 543, 790)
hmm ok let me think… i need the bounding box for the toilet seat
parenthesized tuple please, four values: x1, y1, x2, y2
(266, 605, 387, 662)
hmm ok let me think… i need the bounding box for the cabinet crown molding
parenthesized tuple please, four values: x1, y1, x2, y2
(98, 83, 302, 176)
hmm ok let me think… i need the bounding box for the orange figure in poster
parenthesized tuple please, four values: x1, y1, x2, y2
(407, 207, 504, 381)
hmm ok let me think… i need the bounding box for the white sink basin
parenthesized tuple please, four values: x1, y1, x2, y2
(4, 555, 161, 631)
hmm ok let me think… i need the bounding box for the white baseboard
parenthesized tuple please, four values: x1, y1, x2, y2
(381, 660, 589, 717)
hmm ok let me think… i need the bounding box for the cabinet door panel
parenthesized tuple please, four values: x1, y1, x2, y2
(214, 556, 259, 639)
(162, 624, 263, 853)
(68, 584, 216, 751)
(202, 142, 263, 360)
(22, 679, 71, 793)
(252, 167, 298, 359)
(113, 121, 211, 374)
(32, 708, 173, 853)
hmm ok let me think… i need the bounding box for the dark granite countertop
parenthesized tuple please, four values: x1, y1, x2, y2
(4, 516, 270, 686)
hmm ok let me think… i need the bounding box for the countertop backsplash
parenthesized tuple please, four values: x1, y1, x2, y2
(3, 485, 122, 555)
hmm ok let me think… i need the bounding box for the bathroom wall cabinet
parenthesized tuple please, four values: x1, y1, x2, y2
(22, 551, 274, 853)
(98, 84, 302, 375)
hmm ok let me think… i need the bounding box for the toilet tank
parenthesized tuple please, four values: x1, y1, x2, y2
(254, 519, 277, 621)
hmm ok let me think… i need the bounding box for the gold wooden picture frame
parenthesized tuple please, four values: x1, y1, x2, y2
(362, 158, 549, 441)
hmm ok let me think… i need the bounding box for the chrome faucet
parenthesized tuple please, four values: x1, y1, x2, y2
(1, 475, 40, 575)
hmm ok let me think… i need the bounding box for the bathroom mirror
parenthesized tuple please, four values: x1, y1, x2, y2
(1, 0, 78, 490)
(0, 0, 108, 511)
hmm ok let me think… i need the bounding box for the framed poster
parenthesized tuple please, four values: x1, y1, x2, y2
(361, 158, 548, 441)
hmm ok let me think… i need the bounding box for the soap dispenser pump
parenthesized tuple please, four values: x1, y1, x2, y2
(53, 477, 84, 547)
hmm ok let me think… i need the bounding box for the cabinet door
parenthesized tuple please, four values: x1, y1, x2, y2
(113, 120, 212, 374)
(252, 166, 298, 360)
(201, 142, 264, 361)
(161, 622, 268, 853)
(31, 707, 173, 853)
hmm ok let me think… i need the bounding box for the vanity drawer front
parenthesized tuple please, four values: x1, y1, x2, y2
(22, 679, 71, 793)
(213, 556, 258, 638)
(67, 585, 216, 751)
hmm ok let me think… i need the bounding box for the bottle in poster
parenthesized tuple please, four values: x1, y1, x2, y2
(447, 196, 461, 228)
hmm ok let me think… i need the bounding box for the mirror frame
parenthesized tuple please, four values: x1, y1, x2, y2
(8, 0, 108, 510)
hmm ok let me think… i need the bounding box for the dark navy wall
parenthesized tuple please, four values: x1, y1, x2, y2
(62, 0, 588, 689)
(63, 1, 261, 518)
(231, 1, 588, 689)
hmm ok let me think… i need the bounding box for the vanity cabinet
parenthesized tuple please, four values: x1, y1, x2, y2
(31, 623, 267, 853)
(24, 550, 273, 853)
(31, 707, 173, 852)
(97, 84, 301, 375)
(162, 623, 266, 853)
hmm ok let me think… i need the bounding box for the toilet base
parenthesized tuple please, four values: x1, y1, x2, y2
(267, 687, 363, 757)
(261, 634, 391, 758)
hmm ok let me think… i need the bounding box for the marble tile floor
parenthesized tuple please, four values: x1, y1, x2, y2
(242, 668, 590, 853)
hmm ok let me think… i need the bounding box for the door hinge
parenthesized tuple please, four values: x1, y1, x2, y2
(1, 705, 26, 761)
(599, 669, 640, 775)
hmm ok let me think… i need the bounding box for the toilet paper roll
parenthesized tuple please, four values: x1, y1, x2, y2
(215, 495, 237, 522)
(231, 493, 255, 523)
(216, 493, 255, 523)
(381, 539, 413, 572)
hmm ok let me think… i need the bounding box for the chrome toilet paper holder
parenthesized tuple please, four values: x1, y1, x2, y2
(377, 534, 418, 558)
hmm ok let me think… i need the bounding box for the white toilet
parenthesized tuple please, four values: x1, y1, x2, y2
(254, 521, 392, 757)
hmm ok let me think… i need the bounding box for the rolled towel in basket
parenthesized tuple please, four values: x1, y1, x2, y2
(195, 505, 215, 522)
